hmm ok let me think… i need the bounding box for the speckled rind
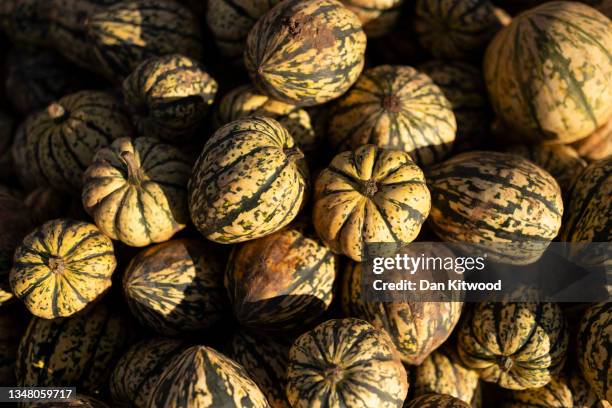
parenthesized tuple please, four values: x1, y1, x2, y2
(405, 394, 471, 408)
(341, 0, 404, 37)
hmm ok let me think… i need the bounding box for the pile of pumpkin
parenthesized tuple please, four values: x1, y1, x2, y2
(0, 0, 610, 407)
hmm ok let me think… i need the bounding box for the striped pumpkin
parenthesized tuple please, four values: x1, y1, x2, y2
(457, 302, 568, 390)
(225, 227, 336, 331)
(0, 309, 27, 386)
(342, 261, 462, 364)
(122, 239, 229, 335)
(110, 338, 188, 408)
(27, 395, 110, 407)
(86, 0, 203, 81)
(287, 318, 408, 408)
(148, 345, 270, 408)
(227, 329, 293, 408)
(340, 0, 404, 37)
(484, 2, 612, 144)
(244, 0, 367, 106)
(427, 151, 563, 264)
(571, 118, 612, 162)
(405, 394, 471, 408)
(16, 302, 131, 393)
(328, 65, 456, 166)
(10, 219, 116, 319)
(214, 85, 319, 155)
(11, 90, 133, 192)
(577, 302, 612, 402)
(313, 144, 430, 261)
(82, 137, 191, 247)
(188, 117, 309, 244)
(123, 54, 218, 142)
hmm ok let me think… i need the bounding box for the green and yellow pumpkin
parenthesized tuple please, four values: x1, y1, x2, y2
(148, 345, 270, 408)
(188, 117, 309, 244)
(340, 0, 404, 37)
(457, 302, 568, 390)
(123, 54, 218, 142)
(328, 65, 456, 166)
(571, 118, 612, 162)
(110, 337, 188, 408)
(86, 0, 203, 81)
(405, 394, 471, 408)
(225, 227, 336, 331)
(0, 308, 28, 385)
(122, 238, 229, 335)
(427, 151, 563, 264)
(313, 144, 430, 261)
(10, 219, 116, 319)
(245, 0, 367, 106)
(484, 2, 612, 144)
(82, 137, 191, 247)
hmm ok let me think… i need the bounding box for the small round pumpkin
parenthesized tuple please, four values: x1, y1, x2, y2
(82, 137, 191, 247)
(313, 144, 430, 261)
(122, 239, 229, 335)
(286, 318, 408, 408)
(571, 118, 612, 162)
(405, 394, 471, 408)
(123, 54, 218, 142)
(245, 0, 367, 106)
(188, 117, 309, 244)
(340, 0, 404, 37)
(328, 65, 456, 166)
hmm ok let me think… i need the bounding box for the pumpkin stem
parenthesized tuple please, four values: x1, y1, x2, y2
(121, 151, 142, 184)
(324, 365, 344, 385)
(382, 95, 401, 113)
(362, 179, 378, 197)
(48, 103, 69, 123)
(48, 256, 65, 275)
(284, 147, 304, 162)
(502, 356, 514, 372)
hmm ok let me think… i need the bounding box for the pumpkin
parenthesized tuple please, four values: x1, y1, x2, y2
(26, 395, 110, 407)
(16, 302, 131, 393)
(313, 144, 430, 261)
(11, 90, 133, 192)
(188, 117, 309, 244)
(206, 0, 282, 60)
(342, 260, 462, 364)
(0, 111, 14, 183)
(214, 85, 319, 155)
(457, 302, 568, 390)
(427, 151, 563, 264)
(0, 0, 51, 47)
(10, 219, 116, 319)
(148, 345, 270, 408)
(571, 118, 612, 162)
(82, 137, 191, 247)
(577, 302, 612, 402)
(405, 394, 471, 408)
(123, 238, 229, 335)
(0, 308, 28, 385)
(123, 54, 218, 142)
(287, 318, 408, 408)
(328, 65, 456, 166)
(86, 0, 203, 81)
(227, 329, 293, 408)
(225, 227, 336, 331)
(110, 337, 188, 408)
(244, 0, 367, 106)
(340, 0, 404, 37)
(483, 2, 612, 144)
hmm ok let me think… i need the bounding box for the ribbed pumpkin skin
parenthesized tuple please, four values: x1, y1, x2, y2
(287, 318, 408, 408)
(16, 303, 130, 393)
(123, 239, 228, 335)
(206, 0, 282, 59)
(342, 261, 462, 365)
(225, 228, 336, 331)
(188, 117, 309, 244)
(82, 137, 191, 247)
(123, 54, 218, 141)
(10, 219, 116, 319)
(484, 2, 612, 144)
(457, 302, 569, 390)
(27, 394, 110, 407)
(86, 0, 203, 80)
(427, 151, 563, 264)
(328, 65, 456, 166)
(215, 85, 318, 155)
(405, 394, 471, 408)
(341, 0, 404, 37)
(148, 345, 270, 408)
(110, 338, 187, 408)
(578, 302, 612, 402)
(313, 145, 431, 261)
(11, 90, 133, 192)
(572, 118, 612, 161)
(245, 0, 367, 106)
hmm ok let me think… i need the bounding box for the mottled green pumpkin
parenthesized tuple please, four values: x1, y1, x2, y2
(578, 302, 612, 402)
(287, 318, 408, 408)
(82, 137, 191, 247)
(123, 54, 218, 141)
(328, 65, 456, 166)
(123, 239, 229, 335)
(341, 0, 404, 37)
(148, 345, 270, 408)
(571, 118, 612, 162)
(245, 0, 367, 106)
(0, 308, 28, 385)
(457, 302, 568, 390)
(188, 117, 309, 244)
(405, 394, 471, 408)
